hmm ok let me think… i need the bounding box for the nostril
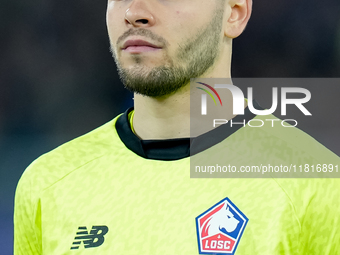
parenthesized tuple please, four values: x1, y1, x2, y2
(136, 19, 148, 24)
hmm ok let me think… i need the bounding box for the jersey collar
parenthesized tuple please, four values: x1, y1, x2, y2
(116, 102, 260, 161)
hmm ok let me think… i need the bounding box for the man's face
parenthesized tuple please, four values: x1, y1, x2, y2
(107, 0, 226, 97)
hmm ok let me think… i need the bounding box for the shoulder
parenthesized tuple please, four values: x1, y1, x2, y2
(232, 114, 339, 162)
(17, 115, 123, 194)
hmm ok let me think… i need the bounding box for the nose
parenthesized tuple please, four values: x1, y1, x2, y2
(125, 0, 155, 27)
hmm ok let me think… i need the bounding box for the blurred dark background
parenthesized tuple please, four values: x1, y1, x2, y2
(1, 0, 340, 253)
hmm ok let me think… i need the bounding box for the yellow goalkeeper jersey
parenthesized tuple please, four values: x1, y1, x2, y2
(14, 107, 340, 254)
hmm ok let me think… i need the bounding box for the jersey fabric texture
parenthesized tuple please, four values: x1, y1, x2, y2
(14, 106, 340, 254)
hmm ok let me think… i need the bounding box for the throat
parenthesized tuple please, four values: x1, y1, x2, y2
(133, 110, 190, 140)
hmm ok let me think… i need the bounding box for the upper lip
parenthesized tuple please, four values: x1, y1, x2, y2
(122, 39, 161, 50)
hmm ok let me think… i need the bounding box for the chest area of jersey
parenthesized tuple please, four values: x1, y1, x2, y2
(40, 173, 299, 254)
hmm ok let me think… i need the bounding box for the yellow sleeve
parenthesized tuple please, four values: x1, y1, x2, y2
(14, 168, 42, 255)
(299, 179, 340, 254)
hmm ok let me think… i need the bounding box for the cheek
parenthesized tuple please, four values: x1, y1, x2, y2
(165, 11, 201, 44)
(106, 3, 125, 40)
(173, 9, 201, 31)
(106, 2, 115, 26)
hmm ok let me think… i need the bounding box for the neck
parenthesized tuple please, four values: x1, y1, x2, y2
(133, 84, 191, 139)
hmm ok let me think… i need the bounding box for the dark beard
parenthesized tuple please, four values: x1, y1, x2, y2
(112, 6, 224, 98)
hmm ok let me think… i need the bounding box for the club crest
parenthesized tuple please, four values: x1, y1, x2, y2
(196, 197, 248, 254)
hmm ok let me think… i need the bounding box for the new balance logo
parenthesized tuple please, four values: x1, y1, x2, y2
(71, 225, 109, 250)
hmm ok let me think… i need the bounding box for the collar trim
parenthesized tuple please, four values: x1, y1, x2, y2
(116, 102, 260, 161)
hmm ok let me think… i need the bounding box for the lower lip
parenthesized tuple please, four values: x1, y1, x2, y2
(123, 46, 161, 53)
